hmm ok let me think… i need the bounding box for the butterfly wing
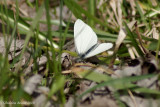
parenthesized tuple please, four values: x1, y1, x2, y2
(84, 43, 113, 58)
(74, 19, 97, 55)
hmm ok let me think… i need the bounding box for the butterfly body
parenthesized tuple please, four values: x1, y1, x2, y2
(78, 44, 98, 59)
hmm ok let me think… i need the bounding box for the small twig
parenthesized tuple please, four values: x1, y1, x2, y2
(135, 22, 148, 54)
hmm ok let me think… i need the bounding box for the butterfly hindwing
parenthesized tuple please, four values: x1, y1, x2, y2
(84, 43, 113, 58)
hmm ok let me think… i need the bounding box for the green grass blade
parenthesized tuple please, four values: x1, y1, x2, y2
(88, 0, 95, 26)
(135, 1, 150, 30)
(0, 5, 58, 48)
(123, 22, 144, 56)
(64, 0, 117, 32)
(78, 74, 156, 99)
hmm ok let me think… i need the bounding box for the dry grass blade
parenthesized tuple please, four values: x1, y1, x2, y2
(109, 29, 126, 68)
(128, 90, 138, 107)
(152, 23, 159, 40)
(109, 0, 122, 27)
(127, 44, 136, 59)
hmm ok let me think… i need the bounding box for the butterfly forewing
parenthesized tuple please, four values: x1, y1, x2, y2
(74, 19, 97, 55)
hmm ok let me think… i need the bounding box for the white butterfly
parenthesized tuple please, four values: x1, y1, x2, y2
(74, 19, 113, 59)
